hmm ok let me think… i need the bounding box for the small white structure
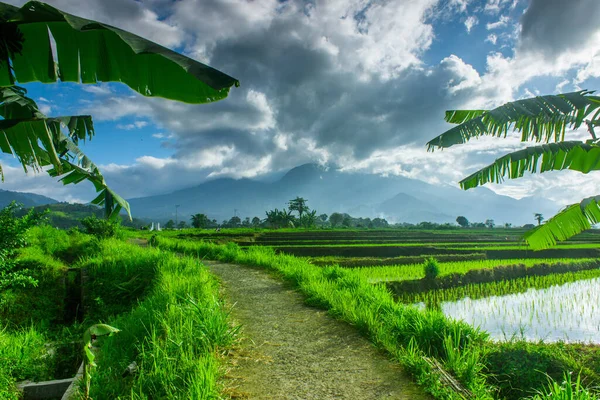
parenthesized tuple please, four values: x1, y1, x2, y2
(149, 223, 162, 231)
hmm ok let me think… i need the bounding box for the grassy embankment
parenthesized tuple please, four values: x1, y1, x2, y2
(0, 226, 236, 399)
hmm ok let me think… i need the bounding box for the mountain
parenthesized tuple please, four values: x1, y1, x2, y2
(0, 189, 58, 208)
(127, 163, 558, 225)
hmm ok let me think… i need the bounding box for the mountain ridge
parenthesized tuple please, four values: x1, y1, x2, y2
(127, 163, 558, 225)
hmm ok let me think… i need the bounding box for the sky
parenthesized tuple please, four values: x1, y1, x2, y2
(1, 0, 600, 207)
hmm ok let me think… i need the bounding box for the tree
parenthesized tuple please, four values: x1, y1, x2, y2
(329, 212, 344, 228)
(371, 217, 389, 228)
(190, 213, 210, 229)
(165, 220, 175, 229)
(535, 213, 544, 226)
(0, 1, 239, 219)
(427, 90, 600, 249)
(265, 208, 295, 229)
(177, 221, 186, 229)
(299, 209, 317, 228)
(288, 197, 309, 219)
(0, 202, 46, 290)
(228, 216, 241, 228)
(251, 217, 261, 227)
(319, 214, 328, 223)
(485, 219, 495, 229)
(456, 216, 469, 227)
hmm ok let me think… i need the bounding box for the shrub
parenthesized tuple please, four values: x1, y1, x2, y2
(0, 202, 46, 291)
(423, 257, 440, 280)
(81, 216, 121, 239)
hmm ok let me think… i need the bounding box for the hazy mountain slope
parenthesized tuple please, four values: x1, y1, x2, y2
(0, 189, 58, 208)
(127, 163, 557, 225)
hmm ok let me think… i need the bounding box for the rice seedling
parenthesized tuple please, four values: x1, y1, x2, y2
(439, 277, 600, 343)
(351, 258, 599, 283)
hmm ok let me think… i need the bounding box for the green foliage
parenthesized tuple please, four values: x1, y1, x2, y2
(329, 212, 344, 227)
(82, 241, 237, 398)
(83, 324, 120, 398)
(265, 208, 295, 228)
(0, 327, 53, 398)
(80, 240, 159, 320)
(153, 235, 493, 398)
(529, 372, 597, 400)
(0, 202, 46, 290)
(288, 197, 309, 219)
(81, 216, 121, 239)
(427, 90, 600, 249)
(456, 216, 469, 227)
(190, 213, 210, 229)
(485, 342, 594, 400)
(0, 1, 239, 102)
(423, 257, 440, 280)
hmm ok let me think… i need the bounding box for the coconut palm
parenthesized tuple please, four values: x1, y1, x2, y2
(0, 1, 239, 219)
(427, 90, 600, 249)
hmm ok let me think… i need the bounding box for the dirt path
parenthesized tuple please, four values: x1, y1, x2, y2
(204, 260, 429, 400)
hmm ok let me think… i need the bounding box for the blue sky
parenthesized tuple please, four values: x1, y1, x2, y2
(1, 0, 600, 205)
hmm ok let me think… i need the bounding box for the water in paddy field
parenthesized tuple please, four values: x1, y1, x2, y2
(440, 278, 600, 343)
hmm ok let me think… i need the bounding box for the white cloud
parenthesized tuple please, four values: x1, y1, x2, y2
(116, 121, 150, 130)
(464, 15, 478, 33)
(486, 15, 509, 30)
(485, 34, 498, 45)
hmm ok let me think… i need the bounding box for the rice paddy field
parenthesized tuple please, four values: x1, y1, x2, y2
(171, 227, 600, 346)
(156, 227, 600, 398)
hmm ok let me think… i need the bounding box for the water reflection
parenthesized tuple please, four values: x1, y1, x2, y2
(437, 278, 600, 343)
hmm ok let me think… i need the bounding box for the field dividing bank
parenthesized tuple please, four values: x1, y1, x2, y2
(151, 235, 600, 400)
(271, 244, 600, 259)
(351, 258, 600, 283)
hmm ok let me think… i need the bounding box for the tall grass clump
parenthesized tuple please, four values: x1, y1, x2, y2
(528, 372, 598, 400)
(0, 327, 53, 399)
(424, 257, 440, 280)
(152, 236, 493, 399)
(80, 240, 237, 399)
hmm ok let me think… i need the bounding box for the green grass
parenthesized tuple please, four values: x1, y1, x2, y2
(151, 235, 497, 399)
(150, 234, 600, 400)
(0, 327, 53, 400)
(81, 240, 238, 399)
(351, 258, 600, 283)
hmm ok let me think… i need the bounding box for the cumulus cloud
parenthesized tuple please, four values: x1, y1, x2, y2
(4, 0, 599, 208)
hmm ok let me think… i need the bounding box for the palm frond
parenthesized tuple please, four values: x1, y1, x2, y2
(48, 159, 130, 220)
(0, 1, 239, 103)
(524, 196, 600, 249)
(0, 87, 128, 219)
(427, 91, 600, 150)
(0, 116, 93, 173)
(460, 141, 600, 189)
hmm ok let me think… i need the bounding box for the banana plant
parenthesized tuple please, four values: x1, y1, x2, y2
(82, 323, 120, 399)
(427, 90, 600, 249)
(0, 1, 240, 219)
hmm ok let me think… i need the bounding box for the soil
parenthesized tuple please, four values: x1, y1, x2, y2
(204, 260, 430, 400)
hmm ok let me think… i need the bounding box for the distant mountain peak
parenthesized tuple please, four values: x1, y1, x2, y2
(279, 163, 327, 184)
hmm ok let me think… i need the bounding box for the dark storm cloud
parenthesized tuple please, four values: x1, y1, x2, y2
(520, 0, 600, 57)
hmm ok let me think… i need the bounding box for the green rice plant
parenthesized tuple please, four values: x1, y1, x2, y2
(424, 257, 440, 280)
(399, 268, 600, 305)
(352, 258, 599, 283)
